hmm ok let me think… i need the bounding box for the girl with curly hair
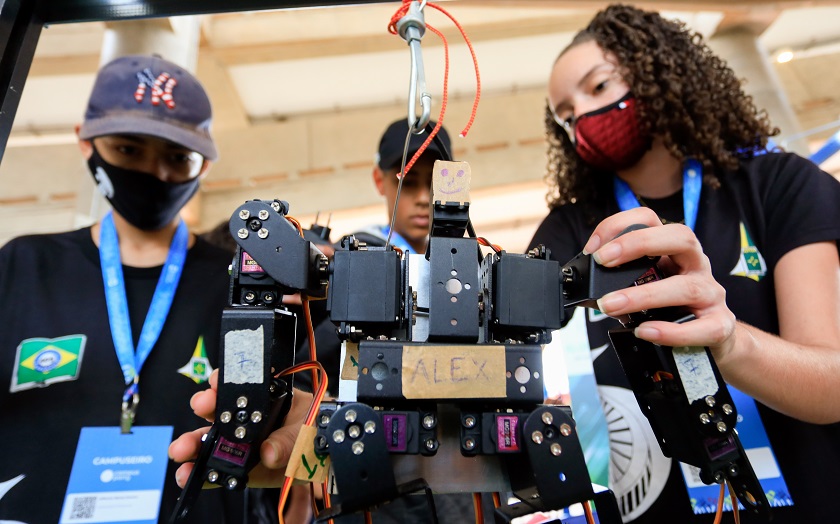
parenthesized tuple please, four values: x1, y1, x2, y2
(530, 4, 840, 523)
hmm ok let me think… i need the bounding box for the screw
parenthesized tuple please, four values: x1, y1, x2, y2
(722, 404, 733, 415)
(705, 395, 716, 407)
(714, 472, 724, 483)
(271, 201, 281, 212)
(541, 411, 553, 425)
(237, 228, 248, 239)
(251, 411, 263, 423)
(364, 421, 376, 434)
(258, 210, 269, 220)
(333, 430, 345, 443)
(531, 431, 544, 444)
(422, 414, 436, 429)
(227, 477, 238, 489)
(220, 411, 232, 423)
(319, 414, 331, 426)
(352, 442, 364, 455)
(463, 415, 476, 429)
(348, 425, 361, 438)
(208, 470, 219, 483)
(728, 464, 739, 477)
(236, 396, 248, 408)
(235, 426, 246, 439)
(425, 438, 437, 451)
(700, 413, 711, 424)
(550, 443, 562, 456)
(244, 291, 256, 302)
(463, 437, 476, 451)
(559, 423, 572, 437)
(345, 410, 357, 423)
(258, 228, 269, 239)
(236, 410, 248, 423)
(239, 210, 250, 220)
(717, 422, 728, 433)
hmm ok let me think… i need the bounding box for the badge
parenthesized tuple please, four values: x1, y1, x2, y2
(59, 426, 173, 524)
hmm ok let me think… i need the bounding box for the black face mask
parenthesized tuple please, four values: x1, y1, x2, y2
(87, 145, 200, 231)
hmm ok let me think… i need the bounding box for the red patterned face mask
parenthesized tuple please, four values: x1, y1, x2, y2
(574, 92, 651, 172)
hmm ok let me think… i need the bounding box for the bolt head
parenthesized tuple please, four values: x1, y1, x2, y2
(333, 430, 345, 443)
(531, 431, 544, 444)
(352, 442, 365, 455)
(345, 409, 357, 423)
(463, 416, 476, 428)
(559, 423, 572, 437)
(717, 421, 728, 433)
(227, 477, 238, 489)
(464, 438, 476, 450)
(541, 411, 554, 425)
(348, 425, 361, 438)
(236, 396, 248, 408)
(705, 395, 716, 407)
(258, 210, 269, 220)
(208, 470, 219, 483)
(251, 411, 263, 423)
(239, 210, 250, 220)
(722, 404, 734, 415)
(550, 443, 562, 456)
(258, 228, 269, 239)
(364, 421, 376, 434)
(700, 413, 711, 424)
(220, 411, 232, 423)
(237, 228, 248, 239)
(422, 415, 436, 429)
(235, 426, 246, 439)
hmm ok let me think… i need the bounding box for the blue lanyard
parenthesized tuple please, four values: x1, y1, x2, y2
(613, 158, 703, 231)
(99, 211, 188, 405)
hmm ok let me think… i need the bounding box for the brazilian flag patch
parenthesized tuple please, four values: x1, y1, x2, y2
(11, 335, 86, 392)
(177, 336, 214, 384)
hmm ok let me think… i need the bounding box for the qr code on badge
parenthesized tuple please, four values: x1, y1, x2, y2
(69, 496, 96, 519)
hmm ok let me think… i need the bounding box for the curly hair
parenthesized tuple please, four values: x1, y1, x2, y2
(544, 4, 779, 213)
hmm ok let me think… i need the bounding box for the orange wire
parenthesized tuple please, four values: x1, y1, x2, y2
(285, 215, 304, 236)
(302, 296, 318, 392)
(364, 511, 373, 524)
(387, 1, 481, 177)
(583, 500, 596, 524)
(727, 481, 741, 524)
(477, 237, 502, 253)
(275, 361, 328, 523)
(473, 493, 483, 524)
(712, 482, 725, 524)
(492, 492, 501, 508)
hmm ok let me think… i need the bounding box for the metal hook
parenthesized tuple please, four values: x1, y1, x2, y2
(397, 1, 432, 134)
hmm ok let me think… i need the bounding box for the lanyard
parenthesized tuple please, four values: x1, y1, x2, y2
(99, 211, 188, 432)
(613, 158, 702, 231)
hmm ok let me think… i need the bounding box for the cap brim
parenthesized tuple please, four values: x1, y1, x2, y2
(380, 145, 443, 171)
(79, 114, 218, 161)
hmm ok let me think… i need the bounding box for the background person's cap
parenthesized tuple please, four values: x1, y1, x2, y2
(376, 119, 452, 171)
(79, 55, 218, 161)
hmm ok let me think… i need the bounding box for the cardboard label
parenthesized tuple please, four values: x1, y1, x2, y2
(402, 345, 505, 399)
(285, 424, 330, 483)
(432, 160, 471, 204)
(340, 341, 360, 381)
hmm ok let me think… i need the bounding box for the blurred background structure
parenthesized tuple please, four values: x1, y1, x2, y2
(3, 0, 840, 248)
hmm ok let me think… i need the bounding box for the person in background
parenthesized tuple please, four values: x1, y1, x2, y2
(0, 55, 246, 522)
(530, 5, 840, 523)
(353, 118, 452, 254)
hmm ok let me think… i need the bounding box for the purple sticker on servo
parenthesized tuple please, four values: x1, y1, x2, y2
(705, 434, 736, 461)
(496, 415, 519, 452)
(383, 414, 407, 452)
(214, 436, 250, 466)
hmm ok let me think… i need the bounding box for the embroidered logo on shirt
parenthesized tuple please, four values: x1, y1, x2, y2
(729, 223, 766, 281)
(10, 335, 86, 393)
(177, 336, 214, 384)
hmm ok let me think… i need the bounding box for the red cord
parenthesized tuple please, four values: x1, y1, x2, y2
(388, 1, 481, 178)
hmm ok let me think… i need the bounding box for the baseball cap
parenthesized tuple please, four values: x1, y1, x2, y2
(79, 55, 218, 161)
(376, 119, 452, 171)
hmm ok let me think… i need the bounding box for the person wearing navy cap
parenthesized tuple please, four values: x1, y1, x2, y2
(358, 118, 452, 254)
(0, 55, 268, 523)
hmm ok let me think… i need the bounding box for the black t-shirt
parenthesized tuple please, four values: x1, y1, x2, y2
(0, 227, 244, 523)
(529, 152, 840, 523)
